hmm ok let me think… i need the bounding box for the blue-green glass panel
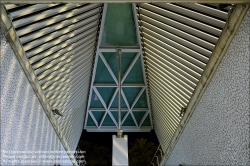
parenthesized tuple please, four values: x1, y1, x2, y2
(102, 52, 118, 78)
(134, 91, 148, 108)
(101, 3, 138, 46)
(111, 111, 127, 123)
(94, 56, 115, 83)
(123, 57, 144, 83)
(87, 115, 96, 126)
(102, 114, 116, 126)
(96, 87, 116, 106)
(92, 111, 105, 125)
(110, 93, 127, 108)
(122, 113, 136, 126)
(102, 52, 137, 80)
(141, 114, 151, 126)
(90, 90, 104, 108)
(121, 53, 137, 77)
(122, 87, 141, 106)
(132, 111, 146, 124)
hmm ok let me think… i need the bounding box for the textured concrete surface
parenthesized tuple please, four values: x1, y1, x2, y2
(165, 10, 250, 165)
(0, 31, 72, 165)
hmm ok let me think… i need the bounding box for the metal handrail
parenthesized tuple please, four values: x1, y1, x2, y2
(150, 145, 164, 166)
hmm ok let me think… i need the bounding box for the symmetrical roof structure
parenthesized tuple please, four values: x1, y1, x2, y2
(1, 2, 248, 162)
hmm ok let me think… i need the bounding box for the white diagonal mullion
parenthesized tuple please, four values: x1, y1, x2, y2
(121, 111, 130, 125)
(99, 52, 118, 85)
(139, 111, 150, 128)
(131, 87, 146, 109)
(93, 87, 118, 128)
(108, 88, 118, 109)
(121, 88, 130, 109)
(84, 109, 90, 129)
(130, 112, 139, 128)
(98, 111, 108, 129)
(89, 111, 99, 128)
(93, 87, 107, 109)
(107, 111, 118, 128)
(121, 52, 140, 83)
(121, 89, 138, 127)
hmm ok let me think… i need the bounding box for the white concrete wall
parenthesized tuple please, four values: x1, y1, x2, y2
(165, 10, 250, 165)
(0, 31, 72, 165)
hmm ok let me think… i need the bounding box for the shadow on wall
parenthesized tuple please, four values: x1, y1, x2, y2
(0, 31, 72, 166)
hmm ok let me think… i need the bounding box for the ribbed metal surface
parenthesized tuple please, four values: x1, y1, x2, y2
(4, 3, 103, 150)
(136, 3, 229, 152)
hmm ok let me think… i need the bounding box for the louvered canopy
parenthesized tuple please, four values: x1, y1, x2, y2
(135, 3, 229, 151)
(2, 2, 233, 153)
(3, 3, 103, 150)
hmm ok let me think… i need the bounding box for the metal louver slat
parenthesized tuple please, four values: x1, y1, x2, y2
(146, 58, 194, 93)
(143, 37, 205, 75)
(43, 63, 91, 97)
(20, 14, 100, 44)
(139, 3, 222, 37)
(44, 56, 93, 99)
(177, 3, 228, 20)
(53, 71, 91, 102)
(140, 20, 212, 57)
(23, 20, 98, 51)
(148, 69, 192, 101)
(140, 17, 215, 52)
(150, 93, 180, 125)
(146, 51, 198, 88)
(26, 26, 98, 58)
(137, 7, 218, 44)
(44, 50, 94, 99)
(148, 69, 191, 101)
(13, 4, 82, 28)
(4, 4, 27, 10)
(33, 38, 95, 74)
(39, 46, 94, 86)
(153, 3, 226, 28)
(29, 31, 97, 65)
(149, 77, 187, 108)
(16, 4, 101, 36)
(141, 27, 209, 64)
(9, 4, 60, 19)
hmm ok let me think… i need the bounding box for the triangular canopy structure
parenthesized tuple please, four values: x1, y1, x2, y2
(85, 3, 152, 132)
